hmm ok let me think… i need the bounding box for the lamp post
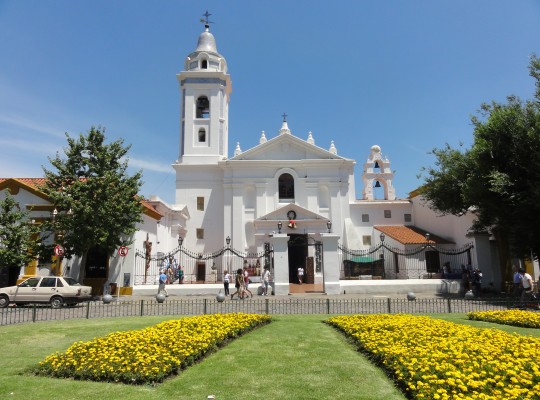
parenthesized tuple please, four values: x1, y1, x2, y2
(178, 235, 183, 247)
(277, 221, 282, 234)
(226, 236, 231, 246)
(425, 233, 431, 245)
(326, 220, 332, 233)
(379, 232, 385, 243)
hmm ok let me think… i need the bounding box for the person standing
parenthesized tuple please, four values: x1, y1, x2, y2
(223, 270, 231, 296)
(243, 266, 253, 298)
(261, 266, 270, 296)
(157, 270, 168, 297)
(297, 266, 305, 284)
(512, 265, 523, 297)
(472, 268, 482, 297)
(521, 268, 534, 303)
(178, 265, 184, 284)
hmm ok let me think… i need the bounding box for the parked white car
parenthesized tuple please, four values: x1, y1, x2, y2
(0, 276, 93, 308)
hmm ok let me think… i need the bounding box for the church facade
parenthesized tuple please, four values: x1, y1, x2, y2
(163, 21, 503, 295)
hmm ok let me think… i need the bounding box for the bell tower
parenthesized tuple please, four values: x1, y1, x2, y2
(362, 145, 397, 200)
(176, 12, 232, 165)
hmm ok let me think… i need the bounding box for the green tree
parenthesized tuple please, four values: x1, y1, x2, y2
(421, 55, 540, 264)
(41, 127, 143, 265)
(0, 193, 41, 278)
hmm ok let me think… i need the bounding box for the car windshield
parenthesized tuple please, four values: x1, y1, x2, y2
(63, 277, 81, 286)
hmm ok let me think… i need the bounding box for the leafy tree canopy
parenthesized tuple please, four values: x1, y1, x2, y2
(421, 55, 540, 259)
(41, 127, 143, 258)
(0, 193, 41, 270)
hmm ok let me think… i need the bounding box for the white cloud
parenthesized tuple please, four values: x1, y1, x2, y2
(127, 157, 175, 174)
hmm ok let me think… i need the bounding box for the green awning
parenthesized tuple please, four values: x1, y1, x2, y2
(350, 256, 375, 263)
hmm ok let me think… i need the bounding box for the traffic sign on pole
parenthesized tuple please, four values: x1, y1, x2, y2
(118, 246, 129, 257)
(53, 245, 65, 257)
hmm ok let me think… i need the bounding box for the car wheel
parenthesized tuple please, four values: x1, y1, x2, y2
(50, 296, 64, 309)
(0, 295, 9, 308)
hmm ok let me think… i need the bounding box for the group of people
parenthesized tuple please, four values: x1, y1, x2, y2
(512, 265, 536, 303)
(223, 265, 272, 299)
(157, 256, 184, 296)
(460, 264, 483, 297)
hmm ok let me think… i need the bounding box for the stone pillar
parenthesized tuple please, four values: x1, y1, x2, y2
(269, 234, 290, 295)
(321, 234, 340, 295)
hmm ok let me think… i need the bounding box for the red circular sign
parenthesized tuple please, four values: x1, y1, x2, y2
(118, 246, 129, 257)
(53, 245, 64, 257)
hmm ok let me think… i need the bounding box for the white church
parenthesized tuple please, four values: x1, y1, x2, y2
(2, 17, 521, 297)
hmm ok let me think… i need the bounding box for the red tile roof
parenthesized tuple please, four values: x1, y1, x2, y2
(374, 225, 453, 245)
(0, 178, 162, 220)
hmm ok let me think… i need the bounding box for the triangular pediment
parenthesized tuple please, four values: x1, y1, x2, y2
(256, 203, 328, 223)
(229, 133, 348, 162)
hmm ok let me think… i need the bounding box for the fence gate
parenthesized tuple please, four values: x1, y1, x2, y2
(338, 241, 474, 281)
(134, 243, 274, 286)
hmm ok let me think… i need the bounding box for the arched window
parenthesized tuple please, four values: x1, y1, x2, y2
(278, 173, 295, 201)
(198, 128, 206, 142)
(201, 60, 208, 69)
(196, 96, 210, 118)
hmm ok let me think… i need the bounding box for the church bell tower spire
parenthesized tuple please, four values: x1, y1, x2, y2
(176, 11, 232, 165)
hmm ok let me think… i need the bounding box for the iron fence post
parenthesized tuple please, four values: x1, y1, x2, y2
(265, 298, 269, 314)
(447, 298, 452, 313)
(86, 302, 90, 319)
(326, 298, 330, 314)
(32, 304, 37, 323)
(387, 298, 391, 314)
(140, 300, 144, 317)
(204, 298, 207, 314)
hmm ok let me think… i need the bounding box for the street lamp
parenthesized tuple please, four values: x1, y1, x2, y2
(277, 221, 282, 234)
(379, 232, 385, 243)
(178, 235, 184, 247)
(327, 220, 332, 233)
(425, 233, 431, 244)
(226, 236, 231, 246)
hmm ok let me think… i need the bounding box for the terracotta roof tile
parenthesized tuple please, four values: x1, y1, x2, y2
(374, 225, 453, 245)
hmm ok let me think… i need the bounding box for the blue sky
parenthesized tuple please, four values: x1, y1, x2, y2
(1, 1, 539, 205)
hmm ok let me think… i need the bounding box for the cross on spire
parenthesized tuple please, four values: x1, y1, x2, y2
(200, 10, 213, 28)
(282, 112, 288, 122)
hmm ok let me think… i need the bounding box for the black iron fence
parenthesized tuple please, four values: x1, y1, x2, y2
(339, 242, 475, 280)
(134, 244, 274, 286)
(0, 297, 530, 326)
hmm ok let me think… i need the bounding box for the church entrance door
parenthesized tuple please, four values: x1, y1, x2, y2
(287, 234, 324, 293)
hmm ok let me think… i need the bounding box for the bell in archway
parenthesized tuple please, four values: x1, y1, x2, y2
(374, 181, 381, 188)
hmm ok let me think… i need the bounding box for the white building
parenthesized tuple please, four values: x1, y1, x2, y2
(2, 20, 517, 296)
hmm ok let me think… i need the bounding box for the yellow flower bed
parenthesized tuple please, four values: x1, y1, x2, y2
(327, 314, 540, 400)
(468, 310, 540, 329)
(34, 313, 270, 384)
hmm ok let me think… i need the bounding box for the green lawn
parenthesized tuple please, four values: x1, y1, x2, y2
(1, 313, 539, 400)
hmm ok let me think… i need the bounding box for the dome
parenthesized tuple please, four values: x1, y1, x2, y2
(371, 145, 381, 153)
(195, 28, 218, 54)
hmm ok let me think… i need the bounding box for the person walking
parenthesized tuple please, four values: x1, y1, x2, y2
(243, 266, 253, 298)
(261, 266, 270, 296)
(157, 269, 168, 297)
(297, 266, 305, 284)
(520, 268, 534, 304)
(223, 270, 231, 296)
(230, 269, 245, 300)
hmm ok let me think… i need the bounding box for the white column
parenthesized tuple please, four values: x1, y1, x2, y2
(270, 234, 290, 295)
(321, 233, 341, 295)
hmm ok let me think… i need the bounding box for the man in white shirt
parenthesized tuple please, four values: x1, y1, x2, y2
(520, 268, 534, 302)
